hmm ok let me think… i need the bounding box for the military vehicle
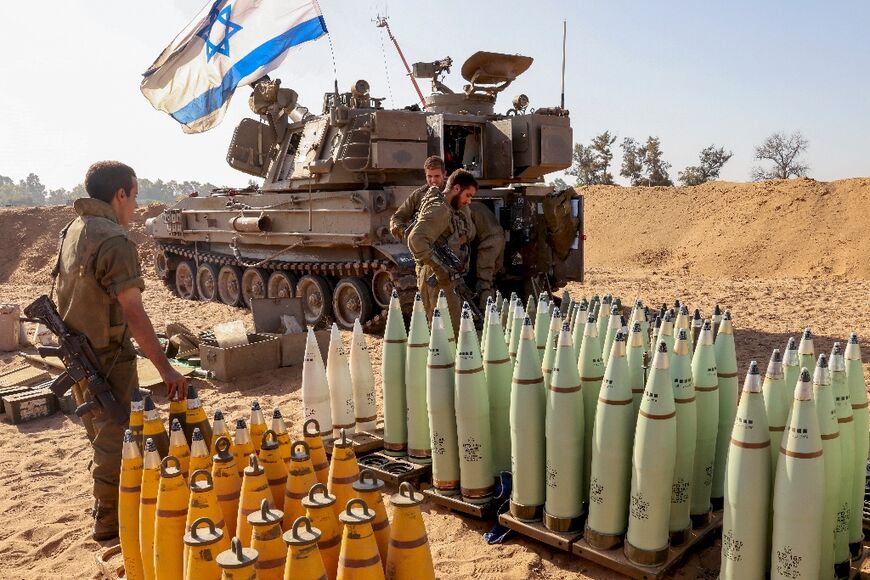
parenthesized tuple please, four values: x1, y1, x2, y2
(146, 51, 584, 331)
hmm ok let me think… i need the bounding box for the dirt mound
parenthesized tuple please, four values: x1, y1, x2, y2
(0, 203, 164, 286)
(581, 177, 870, 279)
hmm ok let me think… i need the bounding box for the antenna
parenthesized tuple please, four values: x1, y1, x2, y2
(375, 15, 426, 107)
(560, 20, 567, 110)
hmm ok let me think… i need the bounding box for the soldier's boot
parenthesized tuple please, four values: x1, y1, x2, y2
(92, 498, 119, 542)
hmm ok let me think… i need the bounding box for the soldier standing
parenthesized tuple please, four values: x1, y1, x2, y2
(393, 158, 504, 310)
(407, 169, 479, 327)
(54, 161, 187, 541)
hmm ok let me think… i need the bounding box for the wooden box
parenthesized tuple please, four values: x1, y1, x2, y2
(250, 298, 329, 367)
(200, 333, 281, 382)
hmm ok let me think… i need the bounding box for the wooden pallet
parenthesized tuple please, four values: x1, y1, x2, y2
(424, 488, 497, 519)
(499, 512, 584, 549)
(356, 452, 431, 488)
(325, 430, 385, 457)
(569, 511, 722, 580)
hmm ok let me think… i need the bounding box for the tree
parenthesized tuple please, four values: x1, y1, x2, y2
(643, 137, 672, 186)
(589, 131, 618, 185)
(620, 138, 644, 185)
(548, 177, 569, 191)
(566, 143, 599, 185)
(751, 131, 809, 181)
(678, 145, 733, 186)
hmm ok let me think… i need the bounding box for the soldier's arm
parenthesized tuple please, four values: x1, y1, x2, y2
(389, 187, 425, 240)
(116, 288, 187, 400)
(407, 204, 451, 282)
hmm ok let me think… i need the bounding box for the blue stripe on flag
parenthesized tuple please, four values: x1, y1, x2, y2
(171, 15, 326, 125)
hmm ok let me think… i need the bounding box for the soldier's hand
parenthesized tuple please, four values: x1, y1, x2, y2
(162, 368, 188, 401)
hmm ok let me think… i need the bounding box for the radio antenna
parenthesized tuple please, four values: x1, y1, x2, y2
(560, 20, 567, 110)
(375, 15, 426, 107)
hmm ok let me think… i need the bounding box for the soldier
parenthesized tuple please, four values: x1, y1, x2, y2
(407, 169, 479, 327)
(54, 161, 187, 541)
(392, 157, 504, 309)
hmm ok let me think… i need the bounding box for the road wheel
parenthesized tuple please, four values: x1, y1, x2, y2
(154, 249, 170, 280)
(371, 269, 394, 309)
(174, 260, 197, 300)
(196, 263, 220, 302)
(241, 268, 268, 306)
(296, 274, 333, 326)
(267, 271, 297, 299)
(217, 265, 244, 307)
(333, 277, 375, 330)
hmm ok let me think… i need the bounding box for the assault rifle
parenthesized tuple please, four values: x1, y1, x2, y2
(23, 295, 128, 425)
(405, 219, 483, 321)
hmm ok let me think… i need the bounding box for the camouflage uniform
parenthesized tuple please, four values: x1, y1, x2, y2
(468, 202, 505, 306)
(388, 184, 429, 241)
(407, 187, 476, 328)
(55, 197, 144, 530)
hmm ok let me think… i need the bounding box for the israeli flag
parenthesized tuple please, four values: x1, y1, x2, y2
(141, 0, 327, 133)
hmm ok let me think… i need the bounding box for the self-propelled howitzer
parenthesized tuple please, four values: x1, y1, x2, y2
(147, 51, 584, 331)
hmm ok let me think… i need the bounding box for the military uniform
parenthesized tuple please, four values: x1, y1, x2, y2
(407, 187, 476, 327)
(468, 202, 505, 305)
(55, 197, 144, 530)
(389, 184, 429, 240)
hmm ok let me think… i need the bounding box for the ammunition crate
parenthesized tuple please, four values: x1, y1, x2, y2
(199, 333, 281, 382)
(0, 386, 31, 413)
(2, 387, 57, 424)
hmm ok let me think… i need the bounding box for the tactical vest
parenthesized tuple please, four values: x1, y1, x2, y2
(419, 189, 476, 270)
(55, 199, 133, 354)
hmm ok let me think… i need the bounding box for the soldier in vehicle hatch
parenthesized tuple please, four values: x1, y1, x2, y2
(54, 161, 187, 541)
(407, 169, 479, 327)
(392, 157, 504, 310)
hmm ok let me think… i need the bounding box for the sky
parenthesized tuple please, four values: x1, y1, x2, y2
(1, 0, 868, 190)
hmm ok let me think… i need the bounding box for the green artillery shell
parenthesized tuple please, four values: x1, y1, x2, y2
(626, 322, 646, 417)
(541, 308, 563, 388)
(602, 304, 622, 367)
(770, 369, 825, 580)
(508, 299, 525, 365)
(656, 311, 675, 355)
(720, 361, 771, 580)
(830, 344, 855, 573)
(544, 322, 585, 530)
(762, 350, 789, 479)
(426, 309, 459, 495)
(525, 294, 537, 324)
(674, 305, 692, 359)
(349, 319, 378, 432)
(436, 289, 455, 343)
(625, 341, 676, 566)
(798, 328, 816, 377)
(327, 323, 355, 438)
(711, 304, 722, 339)
(640, 308, 651, 355)
(813, 355, 841, 580)
(711, 311, 738, 507)
(382, 290, 408, 456)
(481, 296, 494, 354)
(691, 309, 703, 352)
(503, 294, 516, 337)
(455, 308, 495, 504)
(534, 293, 551, 357)
(484, 303, 513, 476)
(510, 318, 546, 521)
(669, 330, 697, 540)
(302, 326, 333, 438)
(690, 321, 719, 520)
(597, 295, 612, 340)
(844, 333, 868, 551)
(578, 312, 605, 504)
(571, 301, 589, 362)
(586, 331, 634, 546)
(782, 337, 800, 403)
(406, 294, 432, 463)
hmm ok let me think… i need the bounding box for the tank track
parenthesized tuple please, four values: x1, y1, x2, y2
(156, 241, 416, 334)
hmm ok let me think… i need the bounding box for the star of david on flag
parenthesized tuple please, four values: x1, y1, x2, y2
(141, 0, 327, 133)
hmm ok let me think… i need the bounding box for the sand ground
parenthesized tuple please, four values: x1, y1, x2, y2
(0, 177, 868, 578)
